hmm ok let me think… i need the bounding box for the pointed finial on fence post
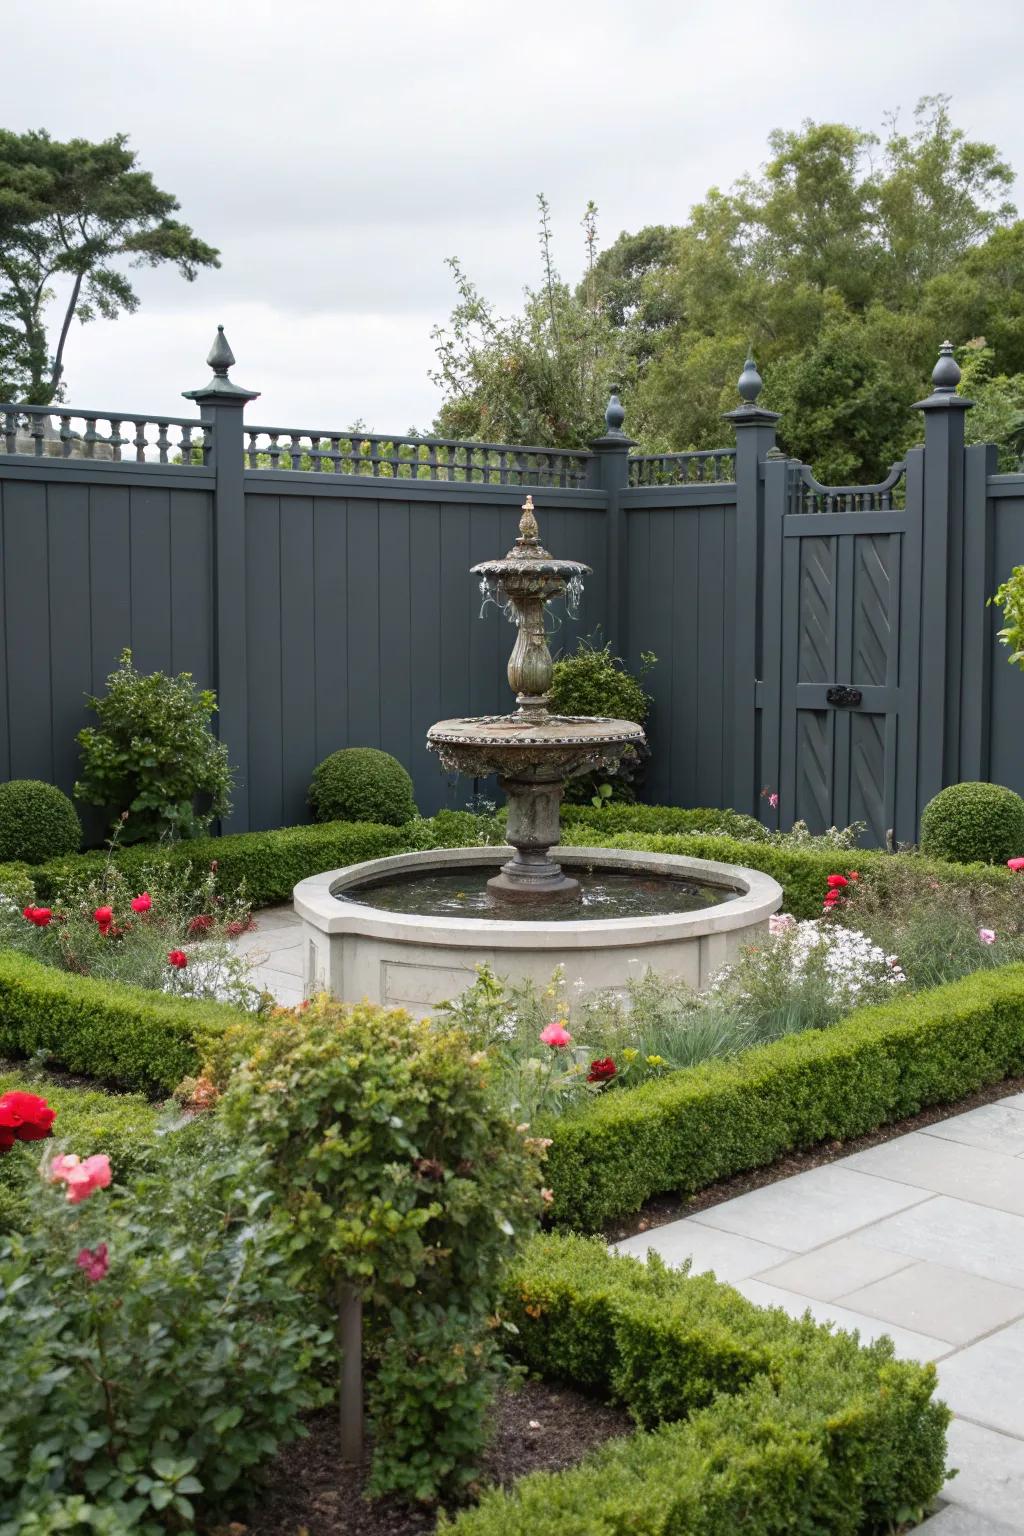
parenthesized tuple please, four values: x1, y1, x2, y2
(912, 340, 972, 415)
(183, 326, 260, 404)
(737, 349, 764, 406)
(603, 385, 627, 439)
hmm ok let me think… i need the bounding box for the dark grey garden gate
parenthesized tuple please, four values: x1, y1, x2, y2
(758, 456, 922, 847)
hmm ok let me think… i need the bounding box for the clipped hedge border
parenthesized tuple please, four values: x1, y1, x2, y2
(544, 963, 1024, 1231)
(0, 950, 239, 1095)
(444, 1234, 948, 1534)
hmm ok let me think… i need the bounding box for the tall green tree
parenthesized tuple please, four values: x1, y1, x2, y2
(0, 130, 219, 404)
(432, 97, 1021, 478)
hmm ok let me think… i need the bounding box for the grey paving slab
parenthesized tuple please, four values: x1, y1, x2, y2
(615, 1222, 793, 1282)
(838, 1261, 1024, 1347)
(938, 1318, 1024, 1440)
(921, 1103, 1024, 1160)
(918, 1503, 1023, 1534)
(754, 1234, 915, 1301)
(842, 1133, 1024, 1217)
(687, 1164, 933, 1251)
(734, 1278, 951, 1361)
(936, 1418, 1024, 1530)
(860, 1197, 1024, 1292)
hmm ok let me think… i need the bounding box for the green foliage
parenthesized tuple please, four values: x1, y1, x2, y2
(0, 129, 219, 404)
(221, 997, 546, 1502)
(0, 1069, 164, 1233)
(920, 780, 1024, 864)
(443, 1235, 948, 1534)
(561, 801, 767, 841)
(991, 563, 1024, 670)
(0, 1135, 328, 1532)
(541, 962, 1024, 1230)
(960, 341, 1024, 469)
(432, 196, 634, 447)
(434, 98, 1024, 478)
(75, 649, 232, 843)
(549, 641, 655, 802)
(0, 780, 80, 863)
(0, 845, 259, 1010)
(308, 746, 417, 828)
(0, 948, 240, 1094)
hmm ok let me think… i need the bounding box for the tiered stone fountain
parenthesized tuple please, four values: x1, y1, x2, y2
(296, 498, 780, 1012)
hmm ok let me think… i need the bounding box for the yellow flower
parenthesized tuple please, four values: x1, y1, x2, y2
(645, 1054, 665, 1067)
(621, 1048, 639, 1063)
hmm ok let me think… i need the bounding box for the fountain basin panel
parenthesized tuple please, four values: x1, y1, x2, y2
(295, 846, 782, 1015)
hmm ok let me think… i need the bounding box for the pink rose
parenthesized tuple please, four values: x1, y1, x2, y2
(979, 928, 997, 946)
(1008, 858, 1024, 873)
(50, 1152, 112, 1204)
(76, 1243, 109, 1283)
(130, 892, 152, 913)
(769, 792, 779, 809)
(539, 1021, 572, 1048)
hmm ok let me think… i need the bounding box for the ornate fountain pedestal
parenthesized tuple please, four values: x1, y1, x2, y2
(426, 496, 644, 903)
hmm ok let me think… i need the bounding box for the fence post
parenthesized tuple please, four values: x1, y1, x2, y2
(183, 327, 260, 833)
(912, 341, 973, 816)
(587, 389, 633, 657)
(723, 355, 780, 815)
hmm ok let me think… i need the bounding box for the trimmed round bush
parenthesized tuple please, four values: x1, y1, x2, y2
(920, 780, 1024, 865)
(0, 780, 81, 863)
(308, 747, 417, 827)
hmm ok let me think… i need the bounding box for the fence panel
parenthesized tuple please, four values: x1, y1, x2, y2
(622, 485, 738, 810)
(988, 477, 1024, 797)
(241, 478, 610, 824)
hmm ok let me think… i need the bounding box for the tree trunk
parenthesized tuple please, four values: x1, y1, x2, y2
(337, 1281, 364, 1464)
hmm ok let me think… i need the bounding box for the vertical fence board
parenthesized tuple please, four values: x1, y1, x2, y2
(312, 496, 348, 766)
(280, 495, 317, 825)
(3, 479, 53, 780)
(47, 483, 93, 794)
(345, 499, 381, 749)
(379, 501, 412, 783)
(245, 495, 284, 829)
(128, 488, 172, 675)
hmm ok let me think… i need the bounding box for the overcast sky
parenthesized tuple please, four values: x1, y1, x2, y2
(4, 0, 1023, 431)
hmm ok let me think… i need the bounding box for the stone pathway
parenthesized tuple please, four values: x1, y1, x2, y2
(242, 910, 1022, 1531)
(233, 904, 306, 1008)
(618, 1097, 1024, 1533)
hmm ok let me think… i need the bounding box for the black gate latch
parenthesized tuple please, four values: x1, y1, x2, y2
(826, 685, 863, 707)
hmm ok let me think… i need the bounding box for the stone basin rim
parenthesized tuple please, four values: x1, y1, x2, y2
(294, 845, 783, 951)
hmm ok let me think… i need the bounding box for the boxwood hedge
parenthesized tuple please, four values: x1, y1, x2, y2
(543, 963, 1024, 1230)
(443, 1234, 949, 1534)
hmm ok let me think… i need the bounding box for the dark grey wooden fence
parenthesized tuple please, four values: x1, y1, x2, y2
(1, 333, 1022, 845)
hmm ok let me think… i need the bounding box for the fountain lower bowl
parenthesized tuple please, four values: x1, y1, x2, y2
(294, 846, 782, 1016)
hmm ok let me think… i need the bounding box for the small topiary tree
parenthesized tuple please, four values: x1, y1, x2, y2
(920, 780, 1024, 865)
(221, 997, 546, 1503)
(75, 649, 232, 843)
(0, 780, 81, 863)
(308, 746, 417, 827)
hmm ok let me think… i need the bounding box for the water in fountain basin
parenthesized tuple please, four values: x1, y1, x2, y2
(338, 865, 732, 922)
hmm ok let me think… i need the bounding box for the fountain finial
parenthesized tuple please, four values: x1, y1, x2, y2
(517, 494, 539, 546)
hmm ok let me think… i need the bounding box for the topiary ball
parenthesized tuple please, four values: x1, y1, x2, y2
(309, 748, 417, 827)
(0, 779, 82, 863)
(920, 780, 1024, 865)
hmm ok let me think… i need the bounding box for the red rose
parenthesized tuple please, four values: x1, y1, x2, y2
(22, 907, 52, 927)
(167, 949, 188, 969)
(826, 874, 849, 889)
(188, 914, 214, 937)
(587, 1057, 617, 1083)
(130, 892, 152, 914)
(94, 906, 114, 935)
(0, 1090, 56, 1152)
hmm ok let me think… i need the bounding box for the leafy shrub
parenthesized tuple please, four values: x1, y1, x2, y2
(221, 997, 546, 1503)
(549, 640, 655, 803)
(0, 779, 81, 863)
(75, 648, 233, 843)
(442, 1236, 948, 1535)
(308, 746, 417, 827)
(0, 949, 241, 1094)
(542, 962, 1024, 1230)
(0, 847, 260, 1011)
(920, 780, 1024, 865)
(0, 1131, 329, 1533)
(0, 1070, 164, 1232)
(991, 563, 1024, 670)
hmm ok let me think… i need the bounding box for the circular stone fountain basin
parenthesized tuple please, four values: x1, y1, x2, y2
(294, 846, 782, 1016)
